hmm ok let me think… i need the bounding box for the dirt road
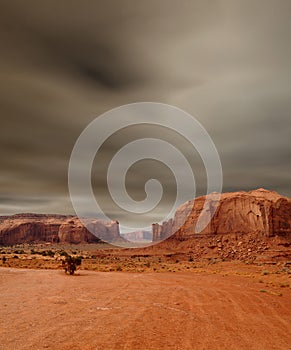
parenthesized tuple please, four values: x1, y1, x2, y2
(0, 268, 290, 349)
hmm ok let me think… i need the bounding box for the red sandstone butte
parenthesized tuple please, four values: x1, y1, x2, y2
(0, 214, 120, 245)
(152, 188, 291, 241)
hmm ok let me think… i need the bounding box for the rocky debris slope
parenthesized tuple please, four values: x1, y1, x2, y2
(151, 189, 291, 262)
(0, 214, 121, 245)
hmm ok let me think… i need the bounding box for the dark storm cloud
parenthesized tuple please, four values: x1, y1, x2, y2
(0, 0, 290, 224)
(0, 0, 149, 90)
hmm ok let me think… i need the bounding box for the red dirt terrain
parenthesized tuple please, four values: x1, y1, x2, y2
(0, 267, 290, 350)
(1, 189, 290, 349)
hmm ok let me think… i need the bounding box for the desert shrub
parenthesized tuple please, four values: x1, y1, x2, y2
(74, 256, 82, 266)
(262, 270, 270, 276)
(2, 256, 6, 263)
(46, 250, 55, 258)
(116, 265, 122, 271)
(189, 256, 194, 262)
(145, 261, 151, 268)
(280, 267, 290, 274)
(13, 255, 19, 259)
(14, 250, 24, 254)
(62, 255, 82, 275)
(60, 251, 69, 257)
(279, 283, 289, 288)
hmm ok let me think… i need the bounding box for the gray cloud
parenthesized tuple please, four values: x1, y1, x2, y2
(0, 1, 290, 228)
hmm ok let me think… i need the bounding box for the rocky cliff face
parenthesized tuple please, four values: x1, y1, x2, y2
(0, 214, 121, 245)
(152, 189, 291, 241)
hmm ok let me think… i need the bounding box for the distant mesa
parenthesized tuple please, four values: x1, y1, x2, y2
(0, 189, 290, 247)
(121, 230, 152, 242)
(0, 214, 121, 246)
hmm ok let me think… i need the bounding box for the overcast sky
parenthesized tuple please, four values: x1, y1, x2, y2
(0, 1, 290, 226)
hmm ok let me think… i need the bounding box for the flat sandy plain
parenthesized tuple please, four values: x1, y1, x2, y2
(0, 265, 290, 350)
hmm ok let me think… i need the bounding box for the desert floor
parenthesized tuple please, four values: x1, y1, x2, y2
(0, 267, 290, 350)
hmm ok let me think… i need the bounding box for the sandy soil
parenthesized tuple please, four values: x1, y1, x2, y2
(0, 267, 290, 350)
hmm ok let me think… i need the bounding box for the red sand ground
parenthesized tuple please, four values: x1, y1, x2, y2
(0, 267, 290, 349)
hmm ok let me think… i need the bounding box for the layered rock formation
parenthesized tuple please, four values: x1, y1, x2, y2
(152, 189, 291, 241)
(0, 214, 121, 245)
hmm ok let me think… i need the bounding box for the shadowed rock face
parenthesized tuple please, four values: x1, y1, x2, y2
(152, 189, 291, 241)
(0, 214, 120, 245)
